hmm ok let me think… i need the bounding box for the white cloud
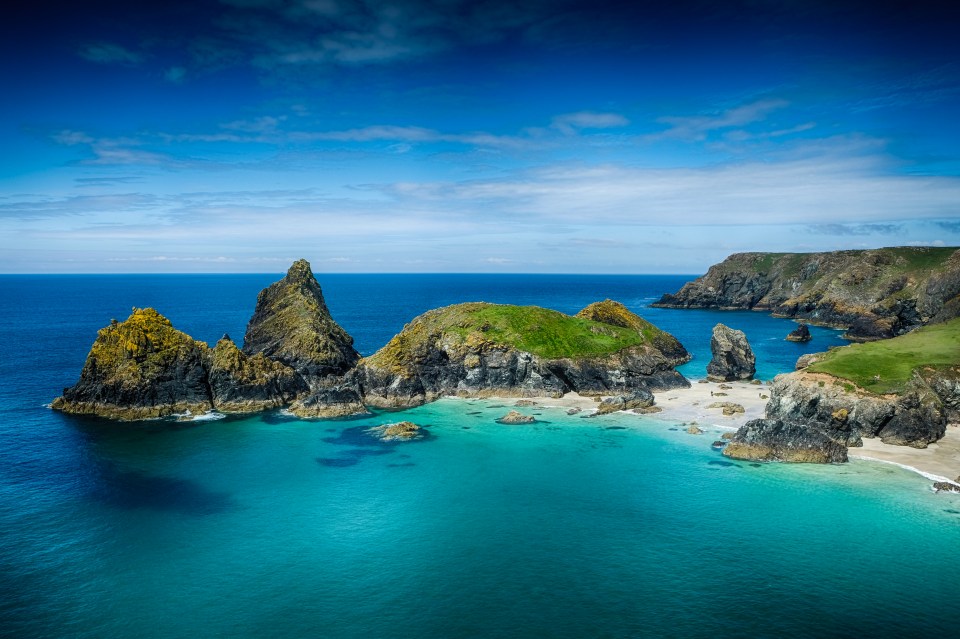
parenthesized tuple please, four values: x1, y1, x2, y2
(551, 112, 629, 135)
(647, 99, 790, 141)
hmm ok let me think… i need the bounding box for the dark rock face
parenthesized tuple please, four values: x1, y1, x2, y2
(653, 248, 960, 340)
(785, 323, 812, 342)
(357, 344, 689, 408)
(243, 259, 360, 381)
(765, 373, 946, 448)
(289, 385, 369, 418)
(723, 418, 849, 463)
(706, 324, 756, 382)
(206, 336, 307, 412)
(596, 389, 655, 415)
(52, 308, 213, 420)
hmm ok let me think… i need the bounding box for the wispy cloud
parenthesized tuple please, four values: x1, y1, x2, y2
(551, 112, 629, 135)
(646, 99, 790, 142)
(79, 42, 143, 66)
(807, 223, 904, 236)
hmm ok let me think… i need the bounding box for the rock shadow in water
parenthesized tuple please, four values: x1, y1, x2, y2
(708, 460, 741, 468)
(86, 460, 236, 515)
(317, 448, 394, 467)
(317, 425, 434, 468)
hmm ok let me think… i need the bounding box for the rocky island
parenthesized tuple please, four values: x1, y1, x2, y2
(653, 246, 960, 340)
(53, 261, 691, 420)
(354, 300, 690, 408)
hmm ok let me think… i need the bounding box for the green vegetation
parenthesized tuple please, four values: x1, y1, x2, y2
(367, 302, 656, 369)
(886, 246, 957, 272)
(807, 318, 960, 393)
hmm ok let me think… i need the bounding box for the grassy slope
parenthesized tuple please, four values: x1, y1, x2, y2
(367, 302, 659, 367)
(807, 318, 960, 393)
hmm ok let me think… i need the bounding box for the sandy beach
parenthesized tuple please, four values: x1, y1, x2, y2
(499, 379, 960, 486)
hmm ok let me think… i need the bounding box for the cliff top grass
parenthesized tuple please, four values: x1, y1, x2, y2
(728, 246, 958, 277)
(807, 317, 960, 394)
(366, 302, 664, 368)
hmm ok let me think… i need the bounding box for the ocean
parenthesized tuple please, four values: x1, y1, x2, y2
(1, 274, 958, 638)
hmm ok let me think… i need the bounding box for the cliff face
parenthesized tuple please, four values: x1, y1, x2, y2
(242, 259, 360, 380)
(355, 301, 690, 408)
(52, 308, 214, 420)
(653, 247, 960, 340)
(51, 310, 313, 420)
(206, 336, 307, 413)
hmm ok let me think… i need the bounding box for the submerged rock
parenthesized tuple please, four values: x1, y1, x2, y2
(596, 389, 655, 415)
(497, 410, 536, 424)
(723, 418, 848, 463)
(686, 425, 704, 434)
(243, 259, 359, 381)
(786, 323, 812, 343)
(367, 421, 425, 441)
(52, 308, 213, 420)
(706, 324, 756, 382)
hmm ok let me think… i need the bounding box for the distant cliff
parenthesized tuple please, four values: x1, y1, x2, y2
(355, 301, 690, 408)
(653, 247, 960, 340)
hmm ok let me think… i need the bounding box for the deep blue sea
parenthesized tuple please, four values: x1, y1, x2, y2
(2, 274, 959, 638)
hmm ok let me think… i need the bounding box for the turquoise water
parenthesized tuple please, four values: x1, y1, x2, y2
(2, 275, 958, 637)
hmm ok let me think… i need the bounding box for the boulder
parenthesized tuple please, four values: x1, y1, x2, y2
(723, 418, 848, 463)
(497, 410, 536, 424)
(595, 389, 655, 415)
(706, 323, 756, 382)
(707, 401, 745, 416)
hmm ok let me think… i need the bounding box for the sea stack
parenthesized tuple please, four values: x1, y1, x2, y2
(786, 323, 812, 342)
(243, 259, 360, 381)
(51, 308, 213, 420)
(706, 323, 756, 382)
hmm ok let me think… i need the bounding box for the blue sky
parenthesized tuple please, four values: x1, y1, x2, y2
(2, 0, 959, 273)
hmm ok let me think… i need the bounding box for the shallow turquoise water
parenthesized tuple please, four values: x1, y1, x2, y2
(2, 274, 957, 637)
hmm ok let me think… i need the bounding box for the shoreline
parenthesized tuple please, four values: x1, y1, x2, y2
(489, 379, 960, 486)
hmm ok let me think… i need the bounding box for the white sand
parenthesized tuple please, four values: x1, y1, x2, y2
(496, 380, 960, 484)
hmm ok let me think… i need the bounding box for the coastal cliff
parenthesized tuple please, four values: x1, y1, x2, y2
(724, 318, 960, 462)
(653, 247, 960, 340)
(355, 301, 690, 408)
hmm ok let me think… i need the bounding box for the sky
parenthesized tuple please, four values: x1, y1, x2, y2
(2, 0, 959, 273)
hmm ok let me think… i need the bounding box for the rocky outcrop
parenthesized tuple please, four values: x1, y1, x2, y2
(706, 324, 755, 381)
(707, 401, 745, 416)
(595, 389, 655, 415)
(498, 410, 536, 424)
(206, 335, 307, 412)
(765, 372, 946, 448)
(653, 247, 960, 340)
(355, 302, 690, 408)
(723, 418, 849, 463)
(785, 323, 812, 342)
(576, 300, 690, 365)
(288, 385, 368, 418)
(243, 259, 359, 381)
(367, 421, 425, 441)
(52, 308, 213, 420)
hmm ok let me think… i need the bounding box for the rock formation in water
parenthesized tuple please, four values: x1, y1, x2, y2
(785, 323, 812, 343)
(52, 308, 213, 420)
(706, 324, 756, 382)
(653, 247, 960, 340)
(354, 301, 690, 408)
(243, 259, 359, 380)
(723, 418, 849, 463)
(206, 335, 307, 413)
(367, 421, 425, 441)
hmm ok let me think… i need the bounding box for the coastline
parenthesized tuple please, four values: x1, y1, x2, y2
(486, 379, 960, 486)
